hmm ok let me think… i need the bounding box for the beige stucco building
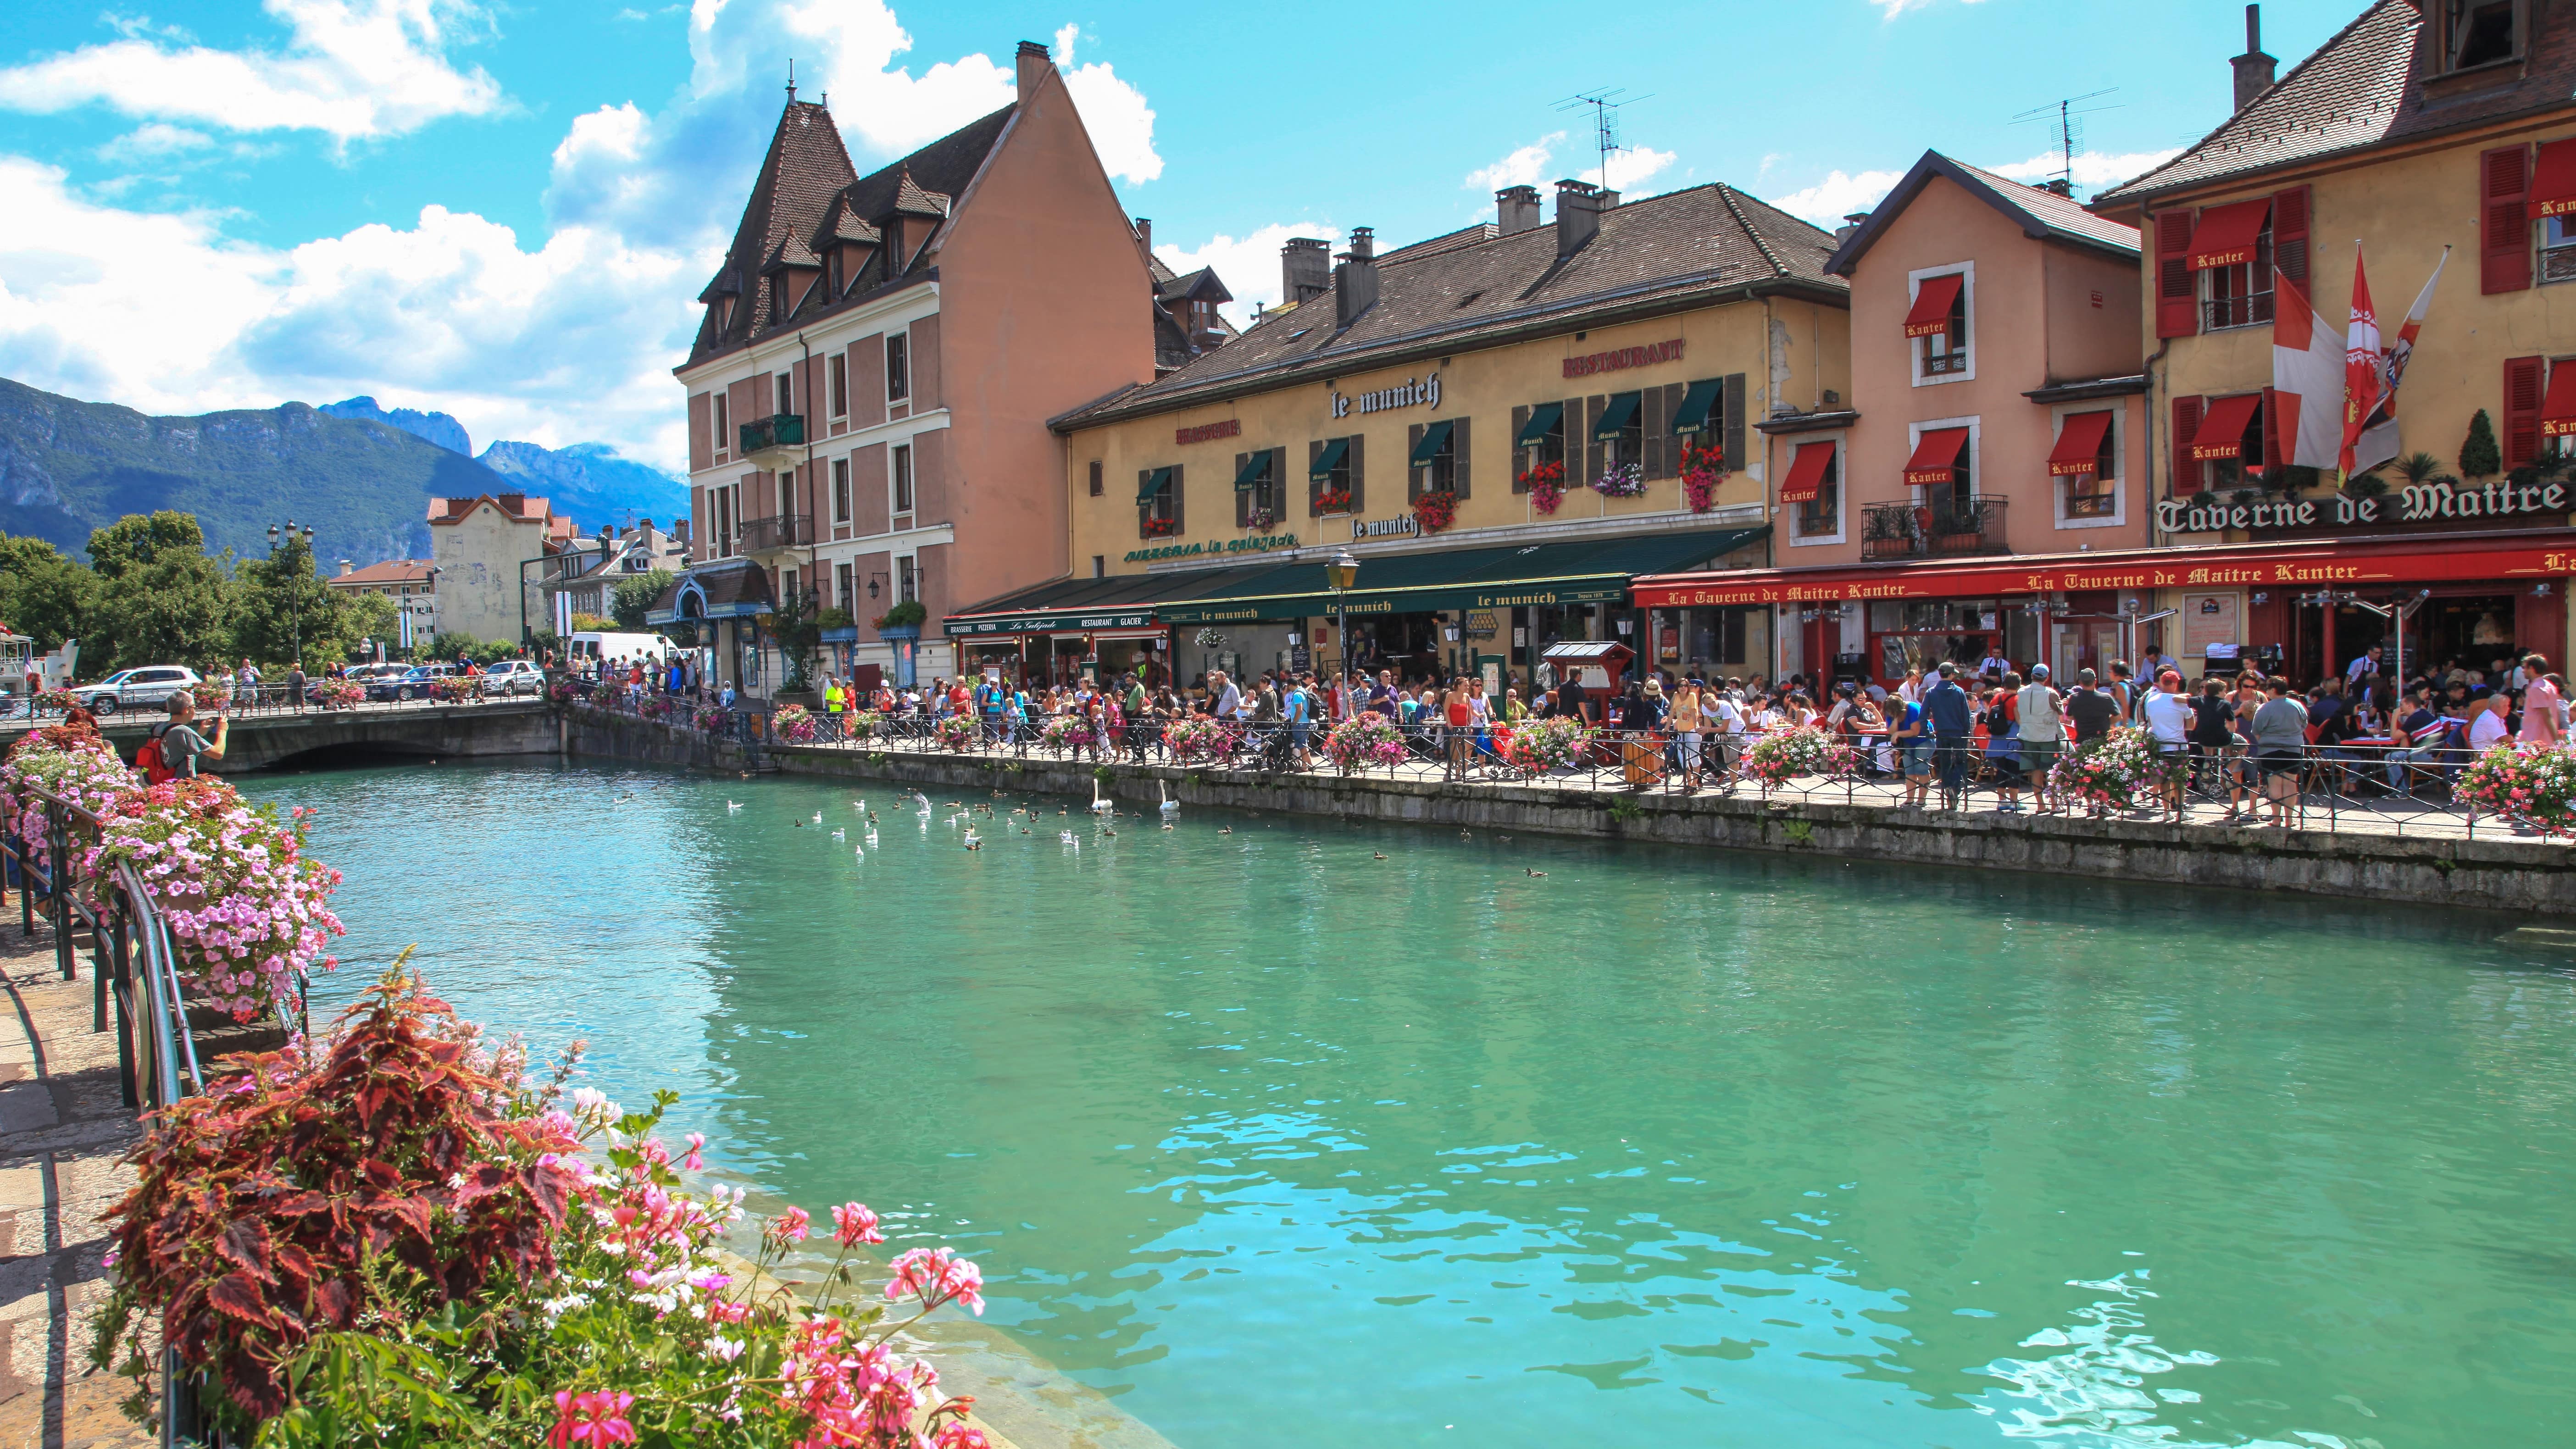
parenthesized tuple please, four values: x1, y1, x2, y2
(424, 494, 572, 647)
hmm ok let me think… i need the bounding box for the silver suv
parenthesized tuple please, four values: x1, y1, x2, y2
(482, 659, 544, 696)
(75, 666, 202, 716)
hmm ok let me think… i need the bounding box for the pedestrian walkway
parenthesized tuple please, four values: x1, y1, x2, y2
(0, 905, 147, 1449)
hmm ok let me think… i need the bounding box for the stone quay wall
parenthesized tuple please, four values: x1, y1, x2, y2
(561, 708, 2576, 918)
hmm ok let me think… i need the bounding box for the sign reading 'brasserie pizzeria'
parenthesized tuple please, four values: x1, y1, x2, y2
(2156, 478, 2570, 535)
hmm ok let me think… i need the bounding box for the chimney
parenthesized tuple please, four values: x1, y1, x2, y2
(1496, 185, 1543, 236)
(1554, 179, 1604, 257)
(2044, 178, 2074, 197)
(1335, 228, 1378, 327)
(336, 558, 354, 577)
(497, 492, 527, 514)
(2232, 4, 2276, 112)
(1282, 236, 1331, 307)
(1834, 211, 1869, 245)
(1015, 39, 1051, 100)
(1133, 217, 1150, 252)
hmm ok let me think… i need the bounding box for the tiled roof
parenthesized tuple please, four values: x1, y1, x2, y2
(2094, 0, 2422, 205)
(427, 494, 558, 525)
(691, 100, 857, 347)
(1379, 221, 1498, 264)
(1055, 182, 1843, 429)
(810, 195, 881, 248)
(1156, 266, 1231, 303)
(328, 558, 433, 587)
(1828, 151, 2138, 276)
(891, 167, 952, 217)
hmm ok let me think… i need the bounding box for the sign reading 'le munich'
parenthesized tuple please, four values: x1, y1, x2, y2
(2156, 478, 2571, 534)
(1329, 373, 1439, 419)
(1563, 338, 1683, 378)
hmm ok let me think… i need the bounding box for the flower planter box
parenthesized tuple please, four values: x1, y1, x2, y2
(819, 626, 860, 644)
(877, 623, 921, 643)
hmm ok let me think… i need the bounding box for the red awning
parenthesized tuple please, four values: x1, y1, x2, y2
(2186, 199, 2271, 269)
(1902, 273, 1963, 338)
(1778, 441, 1836, 503)
(2046, 411, 2115, 477)
(1902, 427, 1970, 485)
(2536, 138, 2576, 219)
(2542, 361, 2576, 437)
(2187, 394, 2263, 461)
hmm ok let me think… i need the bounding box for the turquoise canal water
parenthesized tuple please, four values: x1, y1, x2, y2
(239, 761, 2576, 1449)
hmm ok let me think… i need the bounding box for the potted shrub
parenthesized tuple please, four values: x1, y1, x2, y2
(872, 600, 927, 642)
(817, 605, 859, 644)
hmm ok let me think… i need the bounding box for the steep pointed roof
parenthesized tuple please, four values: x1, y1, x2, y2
(1827, 151, 2138, 275)
(891, 166, 953, 217)
(693, 100, 856, 346)
(810, 194, 883, 249)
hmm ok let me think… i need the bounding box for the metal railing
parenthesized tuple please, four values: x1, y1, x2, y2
(1860, 499, 2009, 560)
(738, 511, 818, 554)
(736, 411, 805, 456)
(0, 678, 548, 730)
(572, 689, 2563, 842)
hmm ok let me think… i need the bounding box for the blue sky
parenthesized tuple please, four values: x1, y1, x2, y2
(0, 0, 2370, 471)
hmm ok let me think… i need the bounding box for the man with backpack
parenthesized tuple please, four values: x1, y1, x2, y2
(141, 691, 227, 782)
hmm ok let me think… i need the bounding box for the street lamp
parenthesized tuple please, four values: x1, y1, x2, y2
(266, 520, 315, 668)
(1325, 548, 1360, 689)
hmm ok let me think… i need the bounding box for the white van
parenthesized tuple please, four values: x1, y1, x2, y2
(565, 632, 675, 668)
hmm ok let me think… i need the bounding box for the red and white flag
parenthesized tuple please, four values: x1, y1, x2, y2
(2350, 247, 2450, 477)
(2339, 245, 2381, 480)
(2271, 267, 2344, 468)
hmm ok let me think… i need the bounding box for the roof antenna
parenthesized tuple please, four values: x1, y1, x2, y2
(2010, 88, 2122, 193)
(1554, 89, 1651, 192)
(786, 58, 797, 103)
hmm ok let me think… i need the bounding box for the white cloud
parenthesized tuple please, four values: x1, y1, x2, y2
(1984, 147, 2183, 193)
(1870, 0, 1988, 17)
(1603, 145, 1678, 194)
(1465, 133, 1565, 192)
(1766, 168, 1906, 227)
(0, 0, 504, 144)
(1156, 222, 1340, 329)
(94, 122, 215, 162)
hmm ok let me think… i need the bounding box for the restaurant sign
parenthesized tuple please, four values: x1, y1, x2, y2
(2157, 479, 2570, 535)
(946, 609, 1156, 638)
(1124, 532, 1299, 564)
(1352, 515, 1418, 540)
(1329, 373, 1439, 419)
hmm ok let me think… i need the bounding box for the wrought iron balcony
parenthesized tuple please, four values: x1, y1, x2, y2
(738, 412, 806, 468)
(738, 511, 816, 554)
(1860, 499, 2009, 561)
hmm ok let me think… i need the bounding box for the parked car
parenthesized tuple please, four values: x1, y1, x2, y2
(371, 664, 456, 703)
(482, 659, 544, 696)
(74, 665, 202, 716)
(306, 663, 406, 704)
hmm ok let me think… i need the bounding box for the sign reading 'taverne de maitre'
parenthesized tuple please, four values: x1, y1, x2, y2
(2157, 478, 2570, 535)
(1563, 339, 1683, 378)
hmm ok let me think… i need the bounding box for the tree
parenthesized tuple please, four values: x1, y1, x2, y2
(342, 592, 400, 660)
(233, 529, 353, 668)
(86, 512, 234, 673)
(2460, 409, 2502, 479)
(765, 585, 821, 694)
(611, 568, 675, 632)
(0, 533, 96, 653)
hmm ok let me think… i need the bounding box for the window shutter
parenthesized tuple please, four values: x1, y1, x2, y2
(1139, 469, 1154, 538)
(1309, 440, 1326, 515)
(1170, 464, 1184, 536)
(1348, 434, 1365, 514)
(1407, 422, 1426, 502)
(2260, 389, 2284, 477)
(2155, 210, 2199, 338)
(2505, 355, 2544, 467)
(1585, 394, 1607, 481)
(1452, 416, 1471, 499)
(2483, 144, 2533, 295)
(1271, 448, 1288, 516)
(1088, 460, 1103, 497)
(1510, 405, 1530, 492)
(1721, 375, 1747, 472)
(1235, 451, 1251, 527)
(2271, 186, 2310, 290)
(1642, 385, 1672, 479)
(2172, 395, 2205, 495)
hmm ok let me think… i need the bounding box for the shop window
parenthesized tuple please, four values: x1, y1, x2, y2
(1795, 452, 1840, 539)
(832, 457, 851, 524)
(2204, 219, 2275, 330)
(886, 333, 910, 403)
(892, 444, 914, 516)
(2544, 214, 2576, 284)
(2441, 0, 2519, 71)
(829, 355, 848, 418)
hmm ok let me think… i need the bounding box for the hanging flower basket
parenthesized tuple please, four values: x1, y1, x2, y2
(1323, 711, 1405, 773)
(193, 679, 233, 711)
(1497, 716, 1588, 777)
(34, 687, 82, 715)
(1413, 490, 1459, 533)
(771, 704, 817, 744)
(690, 703, 727, 733)
(932, 714, 981, 751)
(2457, 742, 2576, 834)
(314, 679, 366, 708)
(1312, 488, 1352, 516)
(1141, 516, 1177, 537)
(843, 709, 881, 742)
(1680, 442, 1726, 514)
(1245, 506, 1277, 531)
(1742, 726, 1854, 789)
(1, 724, 138, 875)
(1164, 716, 1233, 762)
(1192, 627, 1228, 650)
(1042, 714, 1097, 750)
(1592, 461, 1647, 498)
(638, 695, 677, 723)
(1520, 461, 1566, 516)
(2049, 725, 2158, 811)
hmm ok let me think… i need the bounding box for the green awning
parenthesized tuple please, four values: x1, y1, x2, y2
(1309, 437, 1349, 482)
(1408, 419, 1455, 467)
(1591, 391, 1641, 440)
(1153, 526, 1771, 624)
(1515, 401, 1564, 448)
(1232, 452, 1273, 490)
(1671, 378, 1722, 436)
(1135, 466, 1172, 503)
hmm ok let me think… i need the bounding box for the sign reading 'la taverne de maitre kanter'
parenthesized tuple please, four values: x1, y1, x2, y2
(2158, 478, 2572, 534)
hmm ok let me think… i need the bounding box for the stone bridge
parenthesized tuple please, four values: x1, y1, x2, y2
(0, 699, 559, 772)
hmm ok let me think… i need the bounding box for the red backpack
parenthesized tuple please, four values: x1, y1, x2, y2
(135, 723, 177, 785)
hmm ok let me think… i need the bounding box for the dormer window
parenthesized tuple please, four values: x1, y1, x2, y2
(2442, 0, 2519, 72)
(829, 248, 843, 296)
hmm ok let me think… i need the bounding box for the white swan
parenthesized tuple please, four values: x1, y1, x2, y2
(1091, 779, 1114, 814)
(1159, 780, 1178, 816)
(1060, 830, 1078, 844)
(853, 847, 864, 863)
(831, 828, 845, 841)
(726, 800, 742, 812)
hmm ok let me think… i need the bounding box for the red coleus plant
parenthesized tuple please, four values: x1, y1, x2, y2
(1679, 441, 1727, 514)
(1311, 488, 1352, 515)
(1518, 460, 1566, 515)
(91, 963, 588, 1426)
(1141, 516, 1177, 536)
(1412, 489, 1459, 533)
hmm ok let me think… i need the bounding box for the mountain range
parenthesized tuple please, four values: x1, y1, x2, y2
(0, 378, 687, 566)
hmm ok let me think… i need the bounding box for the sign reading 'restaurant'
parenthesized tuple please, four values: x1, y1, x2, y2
(1176, 419, 1241, 445)
(2156, 479, 2570, 535)
(1563, 339, 1683, 378)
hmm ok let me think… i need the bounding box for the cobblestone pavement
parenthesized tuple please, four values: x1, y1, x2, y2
(0, 902, 149, 1449)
